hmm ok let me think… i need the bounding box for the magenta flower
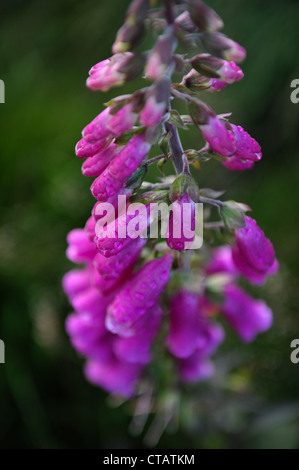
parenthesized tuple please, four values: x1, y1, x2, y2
(232, 216, 278, 284)
(178, 354, 214, 382)
(166, 193, 196, 251)
(113, 304, 162, 364)
(201, 115, 235, 156)
(66, 229, 97, 263)
(208, 78, 227, 91)
(106, 102, 138, 136)
(140, 77, 170, 127)
(86, 53, 133, 92)
(91, 133, 150, 200)
(145, 30, 175, 80)
(218, 60, 244, 83)
(75, 137, 110, 159)
(206, 245, 239, 279)
(85, 355, 143, 397)
(92, 189, 132, 222)
(94, 237, 146, 280)
(94, 203, 150, 257)
(62, 268, 91, 300)
(223, 285, 273, 342)
(81, 143, 120, 177)
(82, 107, 112, 143)
(167, 291, 224, 359)
(221, 156, 255, 170)
(230, 124, 262, 161)
(106, 254, 173, 337)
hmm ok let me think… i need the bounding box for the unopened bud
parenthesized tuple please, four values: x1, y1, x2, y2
(191, 53, 243, 83)
(140, 76, 170, 127)
(182, 70, 227, 92)
(86, 53, 144, 92)
(112, 0, 149, 53)
(188, 0, 224, 32)
(145, 28, 176, 80)
(201, 32, 246, 63)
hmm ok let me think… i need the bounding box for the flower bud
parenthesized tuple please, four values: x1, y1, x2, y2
(81, 143, 120, 177)
(94, 237, 146, 281)
(145, 28, 176, 80)
(75, 137, 110, 159)
(201, 32, 246, 63)
(113, 304, 162, 364)
(232, 216, 279, 284)
(86, 53, 143, 92)
(190, 53, 243, 83)
(230, 124, 262, 161)
(166, 193, 196, 251)
(178, 355, 214, 382)
(82, 107, 111, 143)
(223, 285, 273, 342)
(167, 291, 224, 359)
(84, 355, 143, 397)
(62, 268, 91, 301)
(183, 69, 227, 92)
(112, 0, 149, 53)
(200, 114, 236, 156)
(107, 102, 138, 137)
(91, 133, 150, 200)
(140, 76, 170, 127)
(66, 229, 97, 264)
(106, 254, 173, 337)
(188, 0, 224, 32)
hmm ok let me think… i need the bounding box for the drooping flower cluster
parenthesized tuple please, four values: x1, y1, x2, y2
(63, 0, 278, 398)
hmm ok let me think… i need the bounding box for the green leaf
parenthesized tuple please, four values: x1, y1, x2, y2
(137, 189, 169, 203)
(168, 110, 188, 130)
(200, 188, 226, 198)
(221, 205, 246, 230)
(224, 200, 251, 212)
(169, 174, 200, 202)
(126, 166, 147, 190)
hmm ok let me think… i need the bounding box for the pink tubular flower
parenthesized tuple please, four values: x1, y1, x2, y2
(85, 356, 143, 398)
(106, 254, 173, 337)
(140, 76, 170, 127)
(92, 189, 132, 222)
(178, 355, 214, 382)
(230, 124, 262, 161)
(113, 304, 162, 364)
(81, 143, 120, 177)
(94, 203, 150, 258)
(166, 193, 196, 251)
(62, 268, 91, 300)
(208, 78, 227, 91)
(94, 237, 146, 280)
(206, 245, 239, 279)
(106, 102, 138, 137)
(82, 107, 112, 143)
(221, 156, 255, 170)
(66, 229, 97, 263)
(166, 291, 224, 359)
(90, 133, 150, 200)
(75, 138, 110, 159)
(201, 115, 235, 156)
(221, 124, 261, 170)
(232, 216, 278, 284)
(86, 53, 131, 92)
(84, 216, 96, 242)
(218, 61, 244, 83)
(223, 285, 273, 342)
(145, 30, 175, 80)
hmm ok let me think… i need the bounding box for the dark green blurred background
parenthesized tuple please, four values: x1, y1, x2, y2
(1, 0, 299, 449)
